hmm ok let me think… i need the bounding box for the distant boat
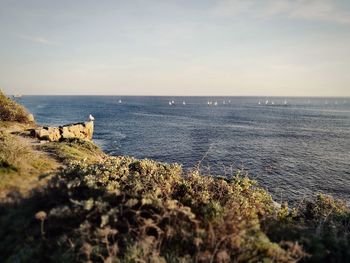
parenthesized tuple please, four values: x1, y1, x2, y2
(271, 101, 275, 105)
(118, 99, 122, 104)
(228, 100, 231, 104)
(265, 100, 269, 105)
(13, 94, 22, 98)
(325, 100, 328, 105)
(223, 100, 226, 105)
(172, 100, 175, 104)
(284, 100, 287, 105)
(182, 101, 186, 105)
(214, 101, 218, 106)
(258, 101, 261, 105)
(169, 101, 172, 106)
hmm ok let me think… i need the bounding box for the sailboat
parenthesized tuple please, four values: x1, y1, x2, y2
(183, 101, 186, 105)
(118, 99, 122, 104)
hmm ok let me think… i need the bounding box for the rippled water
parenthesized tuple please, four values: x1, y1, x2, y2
(20, 96, 350, 203)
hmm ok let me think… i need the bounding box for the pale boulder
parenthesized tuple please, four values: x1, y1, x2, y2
(34, 121, 94, 142)
(85, 121, 94, 140)
(47, 127, 61, 142)
(35, 128, 50, 140)
(35, 127, 61, 142)
(27, 114, 35, 123)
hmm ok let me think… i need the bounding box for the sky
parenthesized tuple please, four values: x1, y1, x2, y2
(0, 0, 350, 96)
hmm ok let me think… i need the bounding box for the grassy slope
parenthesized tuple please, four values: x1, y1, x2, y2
(0, 122, 58, 200)
(0, 94, 349, 262)
(0, 91, 106, 199)
(0, 121, 106, 201)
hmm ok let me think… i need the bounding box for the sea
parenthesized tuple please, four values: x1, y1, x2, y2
(19, 96, 350, 204)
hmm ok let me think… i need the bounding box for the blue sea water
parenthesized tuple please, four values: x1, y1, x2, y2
(19, 96, 350, 203)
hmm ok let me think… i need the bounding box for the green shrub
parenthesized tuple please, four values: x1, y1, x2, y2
(265, 194, 350, 263)
(0, 157, 305, 262)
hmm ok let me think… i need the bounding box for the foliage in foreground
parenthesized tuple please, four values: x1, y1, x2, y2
(0, 91, 33, 123)
(265, 194, 350, 263)
(0, 157, 306, 262)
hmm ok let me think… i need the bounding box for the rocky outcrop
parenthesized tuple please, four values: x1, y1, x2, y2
(34, 121, 94, 142)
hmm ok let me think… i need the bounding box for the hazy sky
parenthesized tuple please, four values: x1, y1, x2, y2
(1, 0, 350, 96)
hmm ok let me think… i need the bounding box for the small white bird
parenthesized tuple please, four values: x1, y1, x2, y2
(88, 114, 95, 121)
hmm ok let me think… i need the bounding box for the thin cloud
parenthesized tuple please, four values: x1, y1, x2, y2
(15, 34, 56, 45)
(289, 0, 350, 25)
(213, 0, 254, 16)
(214, 0, 350, 25)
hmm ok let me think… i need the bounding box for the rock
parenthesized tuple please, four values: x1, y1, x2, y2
(27, 114, 35, 123)
(47, 127, 61, 142)
(34, 121, 94, 142)
(35, 127, 61, 142)
(61, 126, 75, 139)
(35, 128, 50, 140)
(85, 121, 94, 140)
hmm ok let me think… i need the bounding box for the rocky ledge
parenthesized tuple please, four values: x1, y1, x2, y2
(33, 121, 94, 142)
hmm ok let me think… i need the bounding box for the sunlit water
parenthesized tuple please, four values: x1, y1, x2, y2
(20, 96, 350, 203)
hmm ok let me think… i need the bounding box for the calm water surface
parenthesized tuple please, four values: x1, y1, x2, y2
(20, 96, 350, 203)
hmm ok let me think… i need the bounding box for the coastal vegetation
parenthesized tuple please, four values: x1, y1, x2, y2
(0, 93, 349, 262)
(0, 90, 33, 123)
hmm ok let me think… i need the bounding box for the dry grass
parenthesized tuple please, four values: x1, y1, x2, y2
(0, 127, 58, 200)
(38, 138, 107, 164)
(0, 91, 33, 123)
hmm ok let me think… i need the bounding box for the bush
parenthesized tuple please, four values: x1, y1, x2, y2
(0, 157, 305, 262)
(264, 194, 350, 263)
(0, 91, 33, 123)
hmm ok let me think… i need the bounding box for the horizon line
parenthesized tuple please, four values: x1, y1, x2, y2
(9, 94, 350, 98)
